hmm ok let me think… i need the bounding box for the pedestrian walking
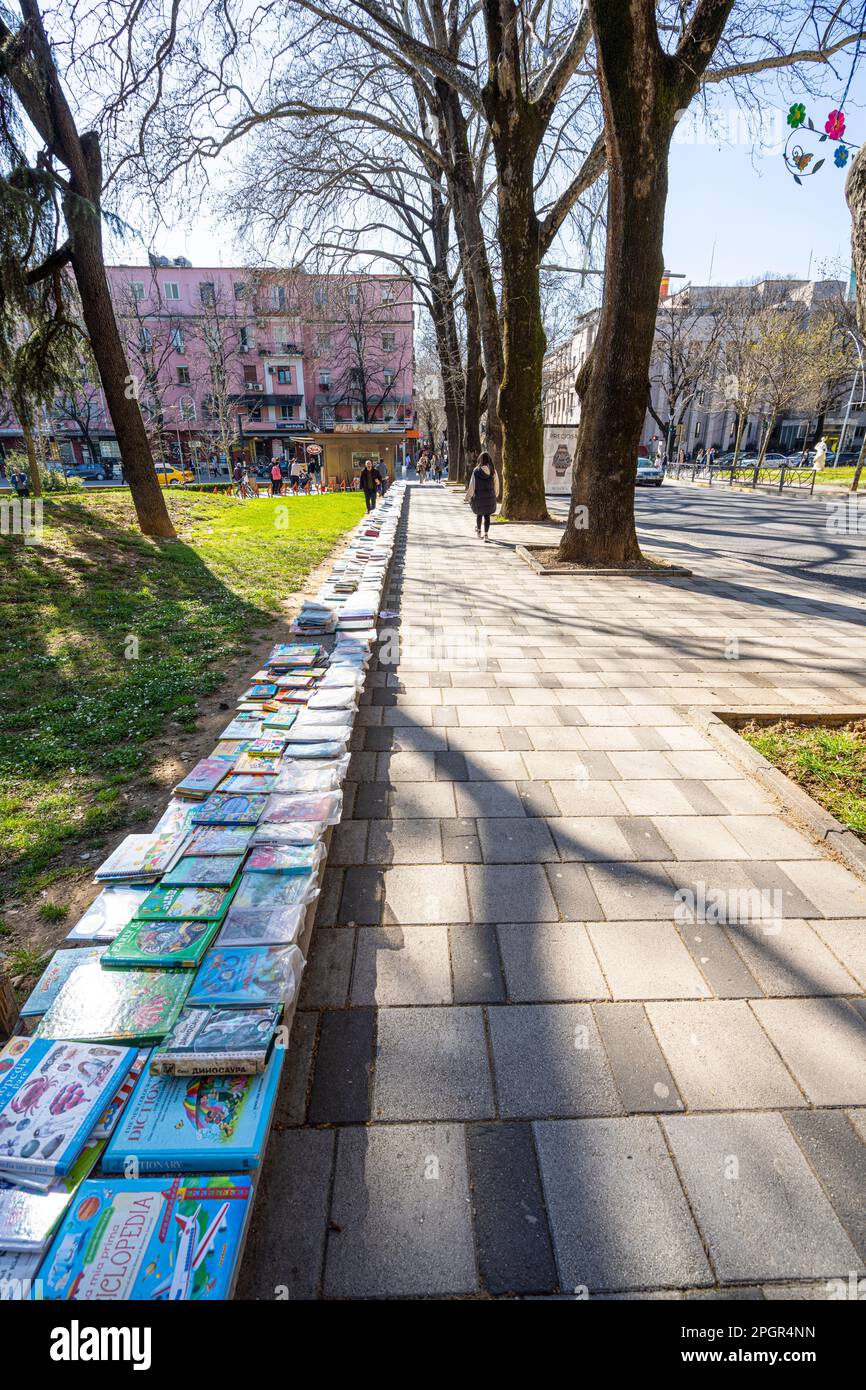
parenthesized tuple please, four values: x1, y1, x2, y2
(233, 460, 244, 497)
(360, 458, 380, 513)
(11, 466, 29, 499)
(431, 451, 442, 483)
(464, 449, 499, 540)
(290, 455, 304, 494)
(270, 460, 283, 496)
(417, 452, 428, 484)
(707, 445, 717, 469)
(695, 446, 705, 469)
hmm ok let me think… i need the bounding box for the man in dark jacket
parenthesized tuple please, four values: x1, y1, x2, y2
(360, 458, 380, 512)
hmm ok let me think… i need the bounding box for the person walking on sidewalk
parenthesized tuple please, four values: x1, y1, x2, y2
(464, 449, 499, 540)
(360, 458, 380, 513)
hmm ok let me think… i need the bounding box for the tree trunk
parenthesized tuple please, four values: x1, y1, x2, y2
(461, 273, 483, 481)
(22, 423, 42, 497)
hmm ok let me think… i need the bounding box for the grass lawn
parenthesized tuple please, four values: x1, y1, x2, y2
(0, 490, 364, 910)
(739, 718, 866, 841)
(814, 467, 862, 487)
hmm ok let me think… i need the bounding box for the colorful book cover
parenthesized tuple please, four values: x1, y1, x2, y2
(103, 1049, 284, 1171)
(0, 1250, 40, 1297)
(0, 1137, 105, 1251)
(219, 774, 279, 796)
(20, 949, 106, 1019)
(101, 919, 221, 971)
(94, 832, 188, 882)
(261, 710, 298, 731)
(134, 884, 236, 922)
(250, 820, 326, 847)
(185, 825, 255, 857)
(245, 844, 322, 875)
(232, 751, 282, 775)
(37, 1174, 255, 1300)
(191, 793, 268, 826)
(161, 854, 245, 888)
(248, 737, 287, 756)
(90, 1051, 151, 1139)
(230, 872, 316, 912)
(261, 791, 342, 824)
(35, 964, 191, 1046)
(187, 946, 304, 1008)
(151, 799, 199, 839)
(212, 739, 253, 758)
(150, 1005, 282, 1076)
(242, 684, 278, 701)
(274, 760, 345, 794)
(220, 717, 264, 740)
(66, 887, 152, 944)
(217, 905, 306, 947)
(173, 756, 236, 799)
(0, 1039, 134, 1178)
(282, 740, 346, 760)
(269, 643, 321, 664)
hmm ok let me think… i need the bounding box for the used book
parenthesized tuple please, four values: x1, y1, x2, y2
(150, 1004, 283, 1075)
(133, 883, 236, 923)
(20, 948, 105, 1019)
(191, 792, 268, 826)
(187, 945, 304, 1008)
(65, 886, 152, 944)
(160, 854, 245, 888)
(0, 1137, 105, 1252)
(173, 756, 236, 800)
(35, 963, 191, 1046)
(101, 919, 222, 971)
(94, 832, 188, 883)
(185, 825, 255, 857)
(217, 905, 307, 946)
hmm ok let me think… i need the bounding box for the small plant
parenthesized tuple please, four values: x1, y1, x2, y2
(10, 946, 50, 979)
(37, 902, 69, 923)
(42, 467, 85, 493)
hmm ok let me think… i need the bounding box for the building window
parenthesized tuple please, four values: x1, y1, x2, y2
(199, 281, 215, 304)
(276, 367, 292, 385)
(384, 369, 395, 388)
(382, 333, 395, 351)
(272, 285, 286, 309)
(319, 369, 331, 389)
(171, 327, 185, 353)
(696, 389, 705, 405)
(313, 286, 329, 308)
(181, 397, 196, 421)
(321, 406, 335, 428)
(234, 281, 246, 300)
(348, 286, 358, 306)
(243, 365, 259, 387)
(350, 367, 363, 387)
(139, 326, 152, 350)
(130, 281, 145, 301)
(239, 327, 250, 351)
(384, 405, 397, 422)
(382, 285, 395, 304)
(249, 404, 261, 422)
(317, 335, 331, 353)
(164, 282, 179, 301)
(177, 365, 190, 385)
(694, 421, 702, 437)
(280, 404, 294, 420)
(352, 404, 365, 422)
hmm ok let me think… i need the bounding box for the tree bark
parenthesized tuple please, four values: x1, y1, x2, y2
(847, 144, 866, 338)
(22, 422, 42, 497)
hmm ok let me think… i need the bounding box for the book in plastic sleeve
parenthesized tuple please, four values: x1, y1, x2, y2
(35, 963, 190, 1046)
(101, 919, 221, 970)
(150, 1004, 282, 1075)
(187, 945, 304, 1008)
(20, 948, 106, 1019)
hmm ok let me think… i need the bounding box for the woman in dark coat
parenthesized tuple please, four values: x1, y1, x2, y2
(464, 450, 499, 539)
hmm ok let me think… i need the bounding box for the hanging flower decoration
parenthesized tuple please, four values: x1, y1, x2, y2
(782, 102, 858, 184)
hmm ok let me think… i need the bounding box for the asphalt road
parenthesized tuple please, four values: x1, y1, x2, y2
(548, 481, 866, 601)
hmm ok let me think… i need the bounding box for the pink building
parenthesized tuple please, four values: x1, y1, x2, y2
(2, 263, 415, 472)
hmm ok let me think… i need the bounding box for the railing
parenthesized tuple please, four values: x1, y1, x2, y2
(666, 460, 817, 495)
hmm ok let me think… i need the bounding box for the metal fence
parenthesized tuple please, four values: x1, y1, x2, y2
(666, 460, 817, 494)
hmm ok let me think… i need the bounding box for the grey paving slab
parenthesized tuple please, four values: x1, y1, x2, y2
(663, 1113, 861, 1285)
(545, 863, 605, 920)
(373, 1006, 494, 1119)
(548, 817, 636, 862)
(351, 925, 452, 1006)
(751, 998, 866, 1104)
(477, 816, 558, 863)
(308, 1008, 375, 1124)
(586, 861, 679, 919)
(515, 781, 562, 817)
(534, 1118, 712, 1293)
(467, 1122, 558, 1295)
(366, 818, 443, 864)
(593, 1003, 684, 1113)
(455, 780, 528, 817)
(587, 921, 711, 1000)
(272, 1009, 317, 1128)
(324, 1124, 477, 1297)
(329, 820, 368, 866)
(651, 817, 750, 861)
(615, 815, 676, 861)
(467, 863, 559, 923)
(547, 780, 628, 816)
(449, 924, 507, 1003)
(615, 780, 698, 816)
(778, 860, 866, 918)
(353, 782, 389, 818)
(784, 1109, 866, 1260)
(497, 923, 609, 1002)
(809, 918, 866, 989)
(380, 864, 469, 924)
(723, 918, 860, 997)
(646, 1000, 805, 1109)
(237, 1128, 335, 1300)
(388, 781, 457, 818)
(298, 928, 355, 1008)
(488, 1004, 622, 1118)
(675, 921, 764, 999)
(338, 866, 385, 925)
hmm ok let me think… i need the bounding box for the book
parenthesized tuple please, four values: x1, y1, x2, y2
(242, 683, 278, 701)
(65, 887, 154, 943)
(219, 773, 279, 795)
(0, 1250, 40, 1298)
(187, 946, 304, 1008)
(273, 758, 347, 793)
(231, 751, 282, 775)
(173, 756, 236, 800)
(217, 906, 306, 947)
(37, 1174, 255, 1300)
(150, 1005, 283, 1076)
(20, 948, 106, 1019)
(245, 844, 323, 875)
(250, 820, 328, 847)
(94, 832, 188, 883)
(284, 722, 351, 744)
(151, 799, 199, 838)
(261, 709, 298, 731)
(229, 872, 317, 912)
(220, 718, 264, 740)
(268, 643, 322, 665)
(133, 884, 236, 923)
(0, 1039, 134, 1179)
(191, 793, 268, 826)
(185, 825, 255, 857)
(101, 919, 222, 971)
(260, 790, 343, 824)
(35, 964, 191, 1046)
(248, 737, 288, 757)
(282, 740, 347, 760)
(0, 1137, 105, 1251)
(161, 854, 245, 887)
(103, 1049, 284, 1172)
(90, 1051, 151, 1139)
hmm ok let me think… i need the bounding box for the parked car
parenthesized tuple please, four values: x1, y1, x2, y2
(155, 461, 194, 486)
(636, 457, 664, 487)
(64, 460, 107, 481)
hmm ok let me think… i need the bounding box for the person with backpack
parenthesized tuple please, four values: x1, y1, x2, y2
(464, 450, 499, 540)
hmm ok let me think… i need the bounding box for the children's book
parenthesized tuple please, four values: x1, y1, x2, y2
(220, 718, 264, 740)
(242, 683, 278, 701)
(245, 844, 323, 875)
(103, 1049, 284, 1171)
(274, 674, 314, 690)
(191, 793, 268, 826)
(229, 872, 317, 912)
(90, 1051, 150, 1139)
(187, 945, 304, 1009)
(212, 739, 253, 758)
(268, 643, 322, 665)
(248, 737, 287, 757)
(231, 751, 282, 775)
(0, 1039, 134, 1179)
(37, 1174, 255, 1300)
(219, 774, 279, 796)
(133, 883, 236, 922)
(150, 1005, 283, 1076)
(250, 820, 328, 847)
(282, 740, 347, 760)
(65, 887, 154, 944)
(0, 1137, 105, 1251)
(185, 825, 255, 857)
(261, 709, 299, 731)
(173, 756, 236, 800)
(217, 906, 306, 947)
(285, 722, 351, 744)
(101, 919, 221, 971)
(261, 791, 343, 825)
(0, 1250, 40, 1297)
(94, 831, 188, 883)
(161, 854, 245, 888)
(35, 964, 190, 1046)
(274, 758, 348, 794)
(151, 799, 199, 838)
(20, 948, 106, 1019)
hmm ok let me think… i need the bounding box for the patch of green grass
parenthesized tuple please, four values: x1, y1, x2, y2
(0, 491, 364, 899)
(37, 903, 69, 923)
(9, 946, 50, 979)
(740, 719, 866, 841)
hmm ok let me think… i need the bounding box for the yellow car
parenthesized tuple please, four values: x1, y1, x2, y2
(155, 461, 194, 486)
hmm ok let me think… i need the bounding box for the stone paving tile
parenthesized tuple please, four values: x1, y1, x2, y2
(376, 751, 437, 783)
(454, 779, 527, 817)
(545, 863, 605, 919)
(723, 919, 860, 996)
(809, 918, 866, 989)
(338, 866, 385, 925)
(702, 781, 780, 814)
(650, 816, 749, 861)
(546, 780, 627, 816)
(366, 818, 443, 865)
(608, 751, 681, 780)
(593, 1004, 683, 1113)
(587, 921, 711, 1000)
(477, 816, 558, 863)
(308, 1008, 375, 1124)
(329, 820, 368, 866)
(676, 781, 729, 816)
(388, 782, 457, 818)
(379, 865, 469, 924)
(662, 1113, 860, 1285)
(373, 1006, 494, 1120)
(615, 780, 698, 816)
(449, 924, 506, 1003)
(351, 925, 452, 1006)
(750, 998, 866, 1105)
(497, 923, 609, 1002)
(534, 1118, 712, 1293)
(298, 928, 355, 1008)
(777, 860, 866, 918)
(314, 866, 344, 926)
(646, 1001, 804, 1109)
(488, 1004, 622, 1118)
(721, 815, 823, 860)
(614, 815, 675, 861)
(675, 921, 764, 999)
(467, 864, 559, 923)
(515, 781, 562, 817)
(467, 1122, 558, 1295)
(586, 861, 679, 919)
(784, 1109, 866, 1260)
(237, 1128, 335, 1300)
(353, 782, 389, 819)
(272, 1010, 317, 1128)
(324, 1124, 477, 1297)
(548, 817, 636, 862)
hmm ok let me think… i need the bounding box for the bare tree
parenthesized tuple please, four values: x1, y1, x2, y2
(648, 292, 728, 456)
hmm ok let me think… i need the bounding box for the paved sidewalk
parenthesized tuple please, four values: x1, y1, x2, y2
(239, 482, 866, 1300)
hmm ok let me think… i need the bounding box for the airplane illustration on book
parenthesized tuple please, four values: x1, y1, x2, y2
(151, 1201, 230, 1300)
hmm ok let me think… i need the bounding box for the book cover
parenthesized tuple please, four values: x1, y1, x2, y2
(220, 717, 264, 740)
(231, 751, 282, 775)
(187, 946, 304, 1008)
(20, 948, 106, 1019)
(250, 820, 325, 846)
(0, 1137, 105, 1251)
(103, 1049, 284, 1172)
(191, 793, 268, 826)
(90, 1051, 151, 1139)
(101, 919, 221, 970)
(217, 905, 306, 947)
(245, 844, 322, 875)
(35, 964, 191, 1046)
(230, 872, 317, 911)
(185, 825, 255, 857)
(219, 774, 279, 796)
(261, 791, 342, 824)
(281, 740, 347, 760)
(37, 1174, 255, 1300)
(248, 737, 287, 756)
(94, 832, 188, 882)
(150, 1005, 282, 1076)
(134, 884, 236, 922)
(242, 683, 277, 701)
(0, 1040, 134, 1178)
(65, 887, 153, 944)
(173, 757, 235, 800)
(0, 1250, 40, 1297)
(261, 710, 299, 731)
(161, 854, 245, 888)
